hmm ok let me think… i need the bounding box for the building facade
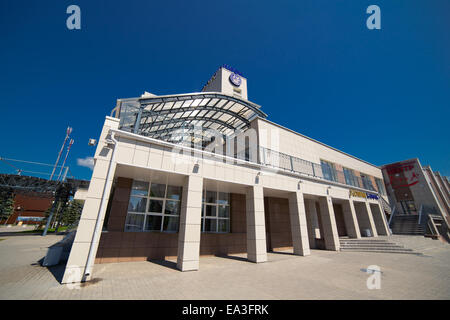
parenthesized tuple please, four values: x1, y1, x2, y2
(2, 193, 52, 225)
(381, 159, 450, 237)
(62, 66, 391, 283)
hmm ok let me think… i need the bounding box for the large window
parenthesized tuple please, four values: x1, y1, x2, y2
(125, 180, 182, 232)
(375, 178, 386, 195)
(343, 167, 360, 188)
(321, 160, 337, 182)
(201, 190, 230, 233)
(361, 174, 375, 191)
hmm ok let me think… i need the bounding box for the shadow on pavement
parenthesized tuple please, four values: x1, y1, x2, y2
(214, 254, 248, 262)
(268, 250, 295, 256)
(147, 259, 178, 270)
(31, 257, 66, 284)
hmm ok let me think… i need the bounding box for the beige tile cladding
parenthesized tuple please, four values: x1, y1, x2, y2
(177, 175, 203, 271)
(255, 118, 384, 179)
(304, 199, 319, 248)
(370, 203, 390, 236)
(246, 185, 267, 263)
(318, 196, 340, 251)
(342, 200, 361, 238)
(62, 116, 120, 284)
(288, 192, 310, 256)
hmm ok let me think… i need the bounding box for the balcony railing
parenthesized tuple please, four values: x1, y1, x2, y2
(259, 147, 378, 192)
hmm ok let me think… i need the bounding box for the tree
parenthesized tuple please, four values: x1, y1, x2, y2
(60, 200, 84, 227)
(0, 190, 15, 224)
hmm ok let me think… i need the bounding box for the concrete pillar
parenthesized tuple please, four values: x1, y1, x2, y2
(62, 116, 120, 284)
(177, 175, 203, 271)
(318, 196, 340, 251)
(246, 185, 267, 263)
(371, 203, 390, 236)
(364, 202, 378, 237)
(304, 199, 318, 248)
(288, 192, 310, 256)
(342, 200, 361, 239)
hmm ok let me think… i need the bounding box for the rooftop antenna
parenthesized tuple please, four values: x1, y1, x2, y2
(57, 138, 74, 181)
(50, 126, 72, 180)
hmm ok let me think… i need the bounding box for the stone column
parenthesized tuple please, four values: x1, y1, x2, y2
(364, 201, 378, 237)
(304, 199, 318, 249)
(371, 203, 390, 236)
(342, 200, 361, 238)
(177, 175, 203, 271)
(288, 192, 310, 256)
(318, 196, 340, 251)
(62, 116, 120, 284)
(246, 185, 267, 263)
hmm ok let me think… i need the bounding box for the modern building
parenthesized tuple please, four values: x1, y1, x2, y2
(381, 159, 450, 239)
(62, 65, 391, 284)
(2, 193, 52, 225)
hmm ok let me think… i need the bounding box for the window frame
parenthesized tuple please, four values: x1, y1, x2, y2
(360, 174, 375, 191)
(320, 159, 337, 182)
(343, 167, 360, 188)
(201, 190, 231, 233)
(125, 180, 182, 233)
(375, 177, 386, 195)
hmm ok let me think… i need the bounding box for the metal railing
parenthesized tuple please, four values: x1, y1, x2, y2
(259, 147, 380, 192)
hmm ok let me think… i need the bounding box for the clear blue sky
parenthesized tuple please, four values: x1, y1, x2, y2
(0, 0, 449, 180)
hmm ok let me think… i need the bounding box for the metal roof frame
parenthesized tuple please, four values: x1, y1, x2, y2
(117, 92, 266, 146)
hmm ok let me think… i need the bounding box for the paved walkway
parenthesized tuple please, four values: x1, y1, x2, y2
(0, 234, 448, 299)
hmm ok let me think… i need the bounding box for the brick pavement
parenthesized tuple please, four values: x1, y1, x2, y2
(0, 233, 449, 299)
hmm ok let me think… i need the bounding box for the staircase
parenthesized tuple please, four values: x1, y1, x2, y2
(426, 215, 450, 243)
(390, 215, 424, 235)
(339, 238, 416, 254)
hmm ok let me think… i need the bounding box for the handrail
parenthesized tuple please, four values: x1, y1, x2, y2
(418, 204, 424, 224)
(388, 205, 397, 227)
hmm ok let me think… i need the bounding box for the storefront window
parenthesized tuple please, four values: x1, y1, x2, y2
(201, 190, 230, 233)
(125, 180, 182, 232)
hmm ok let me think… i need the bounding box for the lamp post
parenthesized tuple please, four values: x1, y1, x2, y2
(15, 205, 24, 225)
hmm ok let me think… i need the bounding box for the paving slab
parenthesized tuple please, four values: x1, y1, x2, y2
(0, 234, 448, 299)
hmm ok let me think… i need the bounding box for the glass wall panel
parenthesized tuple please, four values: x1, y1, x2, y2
(201, 190, 231, 233)
(125, 180, 182, 232)
(128, 197, 147, 213)
(131, 180, 149, 196)
(125, 213, 145, 232)
(150, 183, 166, 198)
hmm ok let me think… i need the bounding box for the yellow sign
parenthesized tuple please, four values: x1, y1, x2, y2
(349, 189, 367, 198)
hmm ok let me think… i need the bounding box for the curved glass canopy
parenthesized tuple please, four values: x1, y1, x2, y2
(114, 92, 267, 146)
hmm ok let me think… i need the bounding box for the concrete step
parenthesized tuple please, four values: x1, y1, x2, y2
(338, 237, 419, 254)
(340, 240, 399, 245)
(340, 248, 417, 254)
(339, 242, 406, 247)
(341, 245, 405, 250)
(393, 232, 425, 235)
(340, 246, 412, 251)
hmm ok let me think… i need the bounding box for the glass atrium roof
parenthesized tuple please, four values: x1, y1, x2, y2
(114, 92, 267, 146)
